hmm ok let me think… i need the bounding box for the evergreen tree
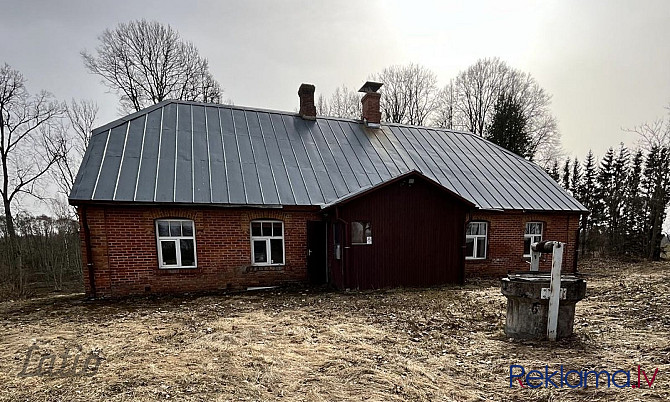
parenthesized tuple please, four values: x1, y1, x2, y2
(623, 150, 645, 256)
(578, 150, 598, 255)
(548, 160, 560, 182)
(485, 94, 531, 158)
(596, 147, 615, 224)
(642, 145, 670, 260)
(596, 146, 630, 254)
(561, 158, 570, 191)
(571, 157, 582, 199)
(561, 158, 571, 191)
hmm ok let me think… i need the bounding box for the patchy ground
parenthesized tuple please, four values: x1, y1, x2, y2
(0, 259, 669, 401)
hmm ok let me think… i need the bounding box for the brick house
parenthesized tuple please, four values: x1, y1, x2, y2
(69, 82, 586, 298)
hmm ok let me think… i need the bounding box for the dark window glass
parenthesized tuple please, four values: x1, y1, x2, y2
(182, 221, 193, 237)
(524, 238, 531, 255)
(465, 237, 474, 258)
(180, 239, 195, 266)
(476, 238, 486, 258)
(262, 222, 272, 236)
(169, 221, 182, 237)
(161, 241, 177, 265)
(270, 239, 284, 264)
(253, 240, 267, 263)
(251, 222, 262, 236)
(273, 222, 282, 236)
(157, 221, 170, 237)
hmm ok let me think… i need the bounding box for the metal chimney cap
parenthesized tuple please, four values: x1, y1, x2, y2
(358, 81, 383, 93)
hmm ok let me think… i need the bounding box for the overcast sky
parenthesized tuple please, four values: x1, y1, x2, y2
(2, 0, 669, 160)
(2, 0, 670, 226)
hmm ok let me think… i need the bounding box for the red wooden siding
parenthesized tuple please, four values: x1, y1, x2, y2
(329, 176, 470, 289)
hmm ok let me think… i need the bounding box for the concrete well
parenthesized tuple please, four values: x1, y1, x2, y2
(501, 273, 587, 340)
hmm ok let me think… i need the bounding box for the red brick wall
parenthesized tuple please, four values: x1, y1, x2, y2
(78, 205, 320, 298)
(77, 204, 581, 297)
(464, 211, 581, 278)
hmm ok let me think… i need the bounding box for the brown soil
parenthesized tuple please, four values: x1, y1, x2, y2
(1, 259, 668, 401)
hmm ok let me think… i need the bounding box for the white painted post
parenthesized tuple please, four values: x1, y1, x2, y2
(530, 243, 541, 271)
(547, 242, 564, 341)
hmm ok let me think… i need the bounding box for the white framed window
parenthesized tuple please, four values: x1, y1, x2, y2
(251, 220, 284, 265)
(351, 221, 372, 245)
(524, 222, 543, 257)
(155, 219, 197, 268)
(466, 221, 487, 259)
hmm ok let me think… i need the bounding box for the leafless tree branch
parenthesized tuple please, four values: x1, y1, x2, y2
(82, 19, 223, 113)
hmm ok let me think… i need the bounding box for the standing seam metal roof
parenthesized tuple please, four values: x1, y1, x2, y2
(69, 100, 587, 212)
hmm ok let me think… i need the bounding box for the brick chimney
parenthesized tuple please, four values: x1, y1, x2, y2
(298, 83, 316, 120)
(359, 81, 383, 128)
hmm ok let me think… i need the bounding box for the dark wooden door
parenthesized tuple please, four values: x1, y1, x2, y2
(307, 221, 328, 285)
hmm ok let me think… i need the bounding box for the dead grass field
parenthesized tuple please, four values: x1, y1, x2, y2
(1, 259, 669, 401)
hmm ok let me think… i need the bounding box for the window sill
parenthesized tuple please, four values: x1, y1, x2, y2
(246, 265, 285, 272)
(159, 265, 198, 270)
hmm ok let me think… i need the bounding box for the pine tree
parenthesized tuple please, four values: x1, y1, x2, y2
(485, 94, 531, 158)
(561, 158, 571, 191)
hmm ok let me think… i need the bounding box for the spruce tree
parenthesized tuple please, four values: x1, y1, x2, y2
(642, 145, 670, 260)
(485, 94, 531, 158)
(571, 157, 582, 199)
(548, 160, 560, 182)
(597, 145, 630, 253)
(561, 158, 571, 191)
(623, 150, 645, 256)
(578, 150, 598, 255)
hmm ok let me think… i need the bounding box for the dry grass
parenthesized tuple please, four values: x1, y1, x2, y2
(1, 259, 669, 401)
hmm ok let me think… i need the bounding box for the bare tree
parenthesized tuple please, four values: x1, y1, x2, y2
(437, 58, 560, 166)
(317, 85, 360, 119)
(51, 99, 98, 198)
(433, 80, 465, 130)
(82, 19, 223, 113)
(370, 63, 439, 125)
(629, 118, 670, 153)
(65, 99, 97, 155)
(0, 64, 64, 291)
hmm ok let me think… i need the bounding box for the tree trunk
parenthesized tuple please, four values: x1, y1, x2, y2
(3, 198, 24, 293)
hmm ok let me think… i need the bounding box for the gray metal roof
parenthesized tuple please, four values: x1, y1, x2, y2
(69, 100, 587, 212)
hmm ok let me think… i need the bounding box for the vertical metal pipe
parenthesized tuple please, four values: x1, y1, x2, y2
(81, 206, 96, 299)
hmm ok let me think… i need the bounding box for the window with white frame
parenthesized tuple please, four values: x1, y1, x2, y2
(524, 222, 543, 257)
(465, 221, 487, 259)
(251, 220, 284, 265)
(156, 219, 197, 268)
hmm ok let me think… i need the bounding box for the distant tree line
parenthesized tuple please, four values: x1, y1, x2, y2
(549, 119, 670, 260)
